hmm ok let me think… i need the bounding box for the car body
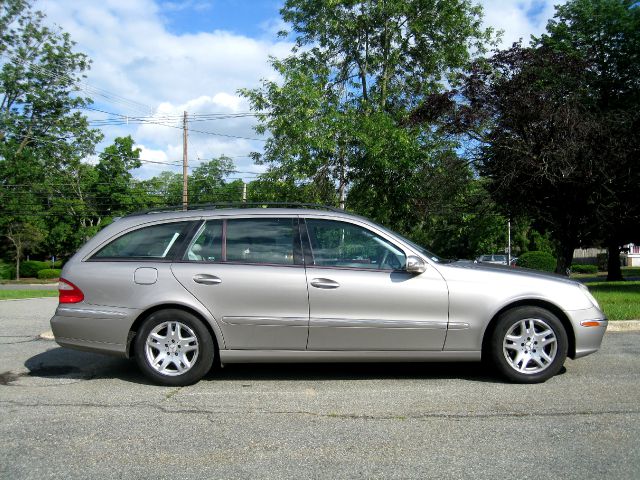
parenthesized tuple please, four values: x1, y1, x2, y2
(476, 254, 508, 265)
(50, 206, 607, 385)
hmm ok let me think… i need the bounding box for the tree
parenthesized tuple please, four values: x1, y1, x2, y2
(189, 156, 235, 204)
(246, 172, 332, 205)
(138, 171, 183, 208)
(94, 135, 141, 217)
(425, 0, 640, 275)
(0, 0, 100, 156)
(540, 0, 640, 280)
(454, 45, 604, 274)
(4, 221, 44, 280)
(240, 0, 496, 250)
(1, 0, 102, 265)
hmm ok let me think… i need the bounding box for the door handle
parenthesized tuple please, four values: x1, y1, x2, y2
(193, 274, 222, 285)
(310, 278, 340, 289)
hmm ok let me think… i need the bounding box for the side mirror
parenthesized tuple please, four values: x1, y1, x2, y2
(405, 255, 426, 274)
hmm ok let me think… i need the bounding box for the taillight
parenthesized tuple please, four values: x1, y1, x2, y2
(58, 278, 84, 304)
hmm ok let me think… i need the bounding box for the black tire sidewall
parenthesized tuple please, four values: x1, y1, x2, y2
(134, 309, 215, 386)
(491, 306, 568, 384)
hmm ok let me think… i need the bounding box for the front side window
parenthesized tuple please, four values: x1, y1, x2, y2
(226, 218, 297, 265)
(305, 219, 406, 270)
(93, 222, 191, 260)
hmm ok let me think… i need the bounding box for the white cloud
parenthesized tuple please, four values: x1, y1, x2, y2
(479, 0, 566, 47)
(133, 144, 178, 178)
(135, 144, 169, 164)
(35, 0, 290, 180)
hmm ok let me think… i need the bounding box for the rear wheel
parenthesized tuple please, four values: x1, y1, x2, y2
(134, 309, 214, 386)
(490, 306, 568, 383)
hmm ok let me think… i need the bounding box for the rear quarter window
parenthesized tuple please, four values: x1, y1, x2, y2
(91, 221, 192, 260)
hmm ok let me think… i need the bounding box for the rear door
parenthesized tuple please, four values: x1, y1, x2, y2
(171, 216, 310, 350)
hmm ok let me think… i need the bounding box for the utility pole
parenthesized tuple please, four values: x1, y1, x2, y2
(182, 111, 188, 211)
(507, 218, 512, 265)
(338, 148, 346, 210)
(242, 181, 247, 203)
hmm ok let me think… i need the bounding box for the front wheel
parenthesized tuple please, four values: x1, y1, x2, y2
(134, 309, 215, 386)
(490, 306, 568, 383)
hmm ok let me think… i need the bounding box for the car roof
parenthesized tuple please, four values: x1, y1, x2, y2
(117, 205, 368, 227)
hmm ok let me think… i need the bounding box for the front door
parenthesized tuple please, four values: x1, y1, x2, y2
(302, 218, 449, 351)
(171, 216, 309, 350)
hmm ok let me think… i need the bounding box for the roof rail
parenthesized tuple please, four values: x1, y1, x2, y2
(124, 202, 345, 217)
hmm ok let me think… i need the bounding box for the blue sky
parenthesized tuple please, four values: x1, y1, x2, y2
(35, 0, 564, 180)
(160, 0, 284, 37)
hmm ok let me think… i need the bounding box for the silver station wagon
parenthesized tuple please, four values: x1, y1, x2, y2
(50, 205, 607, 386)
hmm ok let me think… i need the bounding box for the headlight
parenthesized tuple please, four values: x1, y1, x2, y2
(579, 283, 600, 310)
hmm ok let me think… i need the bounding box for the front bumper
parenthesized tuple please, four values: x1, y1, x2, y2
(567, 306, 608, 359)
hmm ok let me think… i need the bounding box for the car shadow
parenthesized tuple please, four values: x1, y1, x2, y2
(22, 346, 516, 385)
(23, 347, 154, 385)
(206, 360, 501, 383)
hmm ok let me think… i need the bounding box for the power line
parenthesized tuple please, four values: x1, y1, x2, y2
(0, 52, 155, 116)
(82, 106, 267, 142)
(87, 113, 260, 125)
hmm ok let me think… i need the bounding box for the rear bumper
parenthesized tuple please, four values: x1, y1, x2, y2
(50, 304, 138, 357)
(52, 333, 127, 356)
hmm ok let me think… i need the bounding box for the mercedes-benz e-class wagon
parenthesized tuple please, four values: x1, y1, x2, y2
(50, 205, 607, 386)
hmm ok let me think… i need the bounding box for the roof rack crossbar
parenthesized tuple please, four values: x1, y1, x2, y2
(125, 202, 345, 217)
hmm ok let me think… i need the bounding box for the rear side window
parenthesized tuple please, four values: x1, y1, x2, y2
(92, 222, 192, 260)
(226, 218, 296, 265)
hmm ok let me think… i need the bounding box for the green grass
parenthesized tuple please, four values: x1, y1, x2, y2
(585, 281, 640, 320)
(571, 266, 640, 280)
(0, 279, 59, 285)
(0, 290, 58, 300)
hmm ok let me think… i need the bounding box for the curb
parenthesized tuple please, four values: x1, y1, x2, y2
(39, 330, 55, 340)
(605, 321, 640, 332)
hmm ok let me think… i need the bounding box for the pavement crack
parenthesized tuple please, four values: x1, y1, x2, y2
(0, 400, 638, 420)
(0, 336, 39, 345)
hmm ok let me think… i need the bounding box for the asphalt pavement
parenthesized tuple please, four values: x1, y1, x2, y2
(0, 298, 639, 479)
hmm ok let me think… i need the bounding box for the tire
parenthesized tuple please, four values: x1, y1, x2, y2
(134, 309, 215, 386)
(490, 306, 568, 384)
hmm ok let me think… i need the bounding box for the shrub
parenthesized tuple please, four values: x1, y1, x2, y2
(36, 268, 62, 279)
(517, 251, 556, 272)
(20, 260, 50, 278)
(0, 262, 16, 280)
(571, 264, 598, 274)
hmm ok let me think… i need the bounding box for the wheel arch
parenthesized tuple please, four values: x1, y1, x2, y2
(481, 299, 576, 360)
(126, 303, 222, 362)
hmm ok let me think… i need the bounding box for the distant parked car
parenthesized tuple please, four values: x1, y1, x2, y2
(476, 254, 508, 265)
